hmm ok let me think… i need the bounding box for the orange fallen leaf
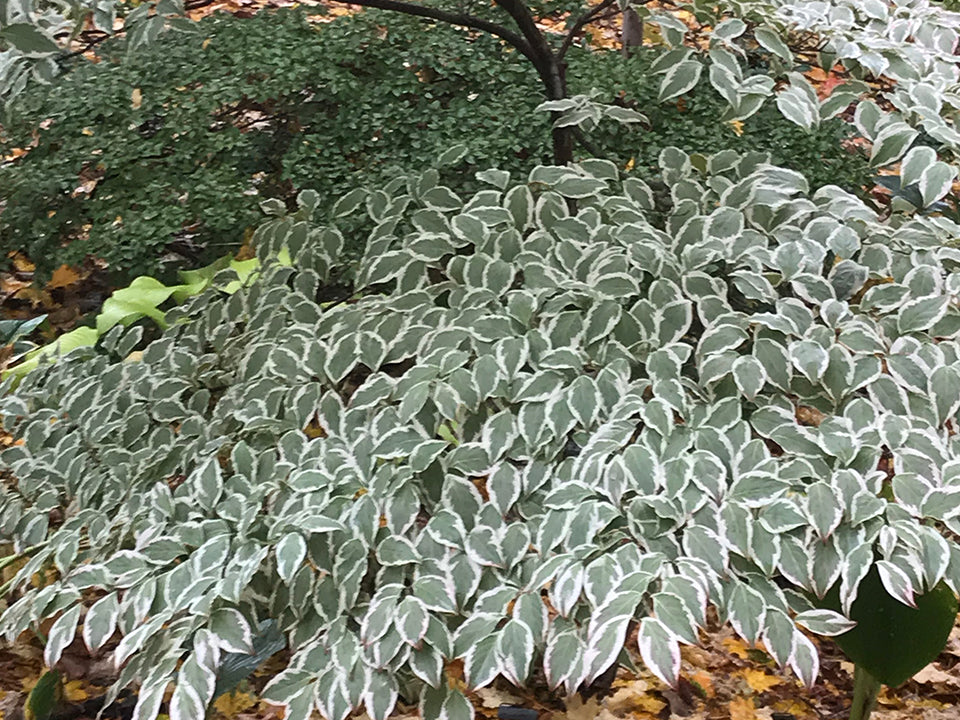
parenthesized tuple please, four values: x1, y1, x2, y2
(728, 696, 756, 720)
(47, 265, 82, 289)
(796, 405, 828, 427)
(689, 669, 714, 698)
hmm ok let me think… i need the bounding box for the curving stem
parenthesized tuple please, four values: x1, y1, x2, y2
(849, 664, 882, 720)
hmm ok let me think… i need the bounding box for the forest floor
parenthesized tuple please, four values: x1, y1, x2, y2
(0, 610, 957, 719)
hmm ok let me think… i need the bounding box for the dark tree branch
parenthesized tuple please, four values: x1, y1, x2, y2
(557, 0, 618, 61)
(326, 0, 537, 66)
(492, 0, 573, 162)
(572, 126, 603, 157)
(493, 0, 561, 93)
(329, 0, 576, 163)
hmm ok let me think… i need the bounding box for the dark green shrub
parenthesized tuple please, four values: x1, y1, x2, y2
(0, 8, 872, 283)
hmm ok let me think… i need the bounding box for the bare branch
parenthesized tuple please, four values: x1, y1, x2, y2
(325, 0, 537, 66)
(557, 0, 618, 61)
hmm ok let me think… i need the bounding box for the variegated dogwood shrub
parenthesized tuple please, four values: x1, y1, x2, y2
(2, 150, 960, 720)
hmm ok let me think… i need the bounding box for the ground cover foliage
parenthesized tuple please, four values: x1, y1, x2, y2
(0, 8, 872, 283)
(4, 0, 960, 718)
(3, 146, 960, 719)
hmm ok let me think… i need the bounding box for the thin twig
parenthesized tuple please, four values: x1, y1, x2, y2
(557, 0, 618, 61)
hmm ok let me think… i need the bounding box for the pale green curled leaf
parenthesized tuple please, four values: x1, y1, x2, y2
(604, 105, 648, 124)
(648, 12, 689, 47)
(435, 144, 469, 168)
(97, 276, 177, 334)
(209, 608, 254, 654)
(789, 340, 829, 383)
(6, 326, 99, 380)
(274, 533, 306, 584)
(790, 631, 820, 688)
(475, 169, 511, 190)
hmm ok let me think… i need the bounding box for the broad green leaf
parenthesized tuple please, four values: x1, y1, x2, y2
(275, 533, 306, 584)
(870, 124, 918, 167)
(2, 24, 59, 55)
(659, 60, 702, 102)
(637, 617, 680, 687)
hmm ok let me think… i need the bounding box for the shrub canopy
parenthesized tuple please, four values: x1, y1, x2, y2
(3, 149, 960, 719)
(0, 8, 871, 282)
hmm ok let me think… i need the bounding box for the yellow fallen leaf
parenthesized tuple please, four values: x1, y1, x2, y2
(624, 157, 635, 172)
(740, 668, 781, 693)
(722, 636, 751, 659)
(911, 697, 951, 709)
(605, 679, 666, 715)
(131, 88, 142, 110)
(728, 696, 757, 720)
(62, 680, 88, 703)
(81, 127, 94, 136)
(213, 689, 256, 716)
(8, 252, 35, 272)
(771, 698, 814, 718)
(728, 119, 745, 136)
(877, 686, 905, 707)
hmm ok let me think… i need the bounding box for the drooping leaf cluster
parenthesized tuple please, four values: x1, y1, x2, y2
(0, 8, 871, 282)
(3, 148, 960, 719)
